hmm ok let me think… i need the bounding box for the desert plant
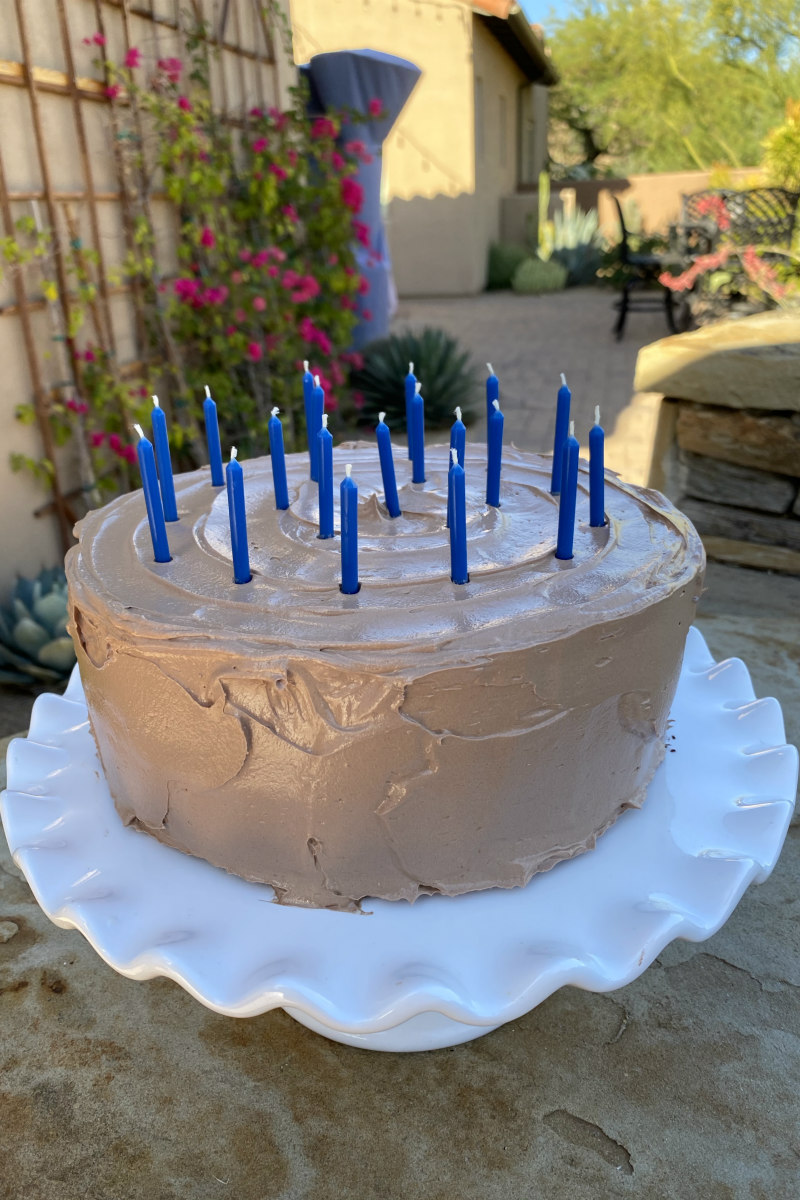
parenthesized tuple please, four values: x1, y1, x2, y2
(512, 257, 568, 294)
(0, 568, 75, 687)
(487, 242, 529, 290)
(550, 205, 603, 284)
(348, 328, 480, 429)
(537, 171, 555, 261)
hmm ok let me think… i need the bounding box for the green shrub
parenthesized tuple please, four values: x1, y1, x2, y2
(349, 328, 480, 429)
(487, 242, 529, 290)
(512, 257, 568, 294)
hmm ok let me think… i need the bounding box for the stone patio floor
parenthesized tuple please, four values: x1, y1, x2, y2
(0, 288, 798, 1198)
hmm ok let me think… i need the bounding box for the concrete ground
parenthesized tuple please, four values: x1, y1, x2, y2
(1, 289, 798, 1199)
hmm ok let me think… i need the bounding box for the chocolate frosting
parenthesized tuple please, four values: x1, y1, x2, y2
(66, 443, 705, 910)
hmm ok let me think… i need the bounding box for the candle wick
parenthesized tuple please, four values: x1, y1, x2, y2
(231, 446, 238, 460)
(561, 373, 567, 388)
(487, 363, 494, 376)
(450, 447, 458, 465)
(204, 385, 211, 399)
(492, 399, 500, 411)
(303, 359, 309, 372)
(271, 406, 280, 417)
(322, 413, 329, 429)
(415, 381, 422, 395)
(454, 406, 462, 421)
(569, 420, 575, 438)
(345, 463, 352, 478)
(133, 423, 145, 439)
(594, 405, 601, 425)
(378, 411, 386, 423)
(409, 362, 414, 374)
(314, 374, 320, 387)
(152, 394, 160, 408)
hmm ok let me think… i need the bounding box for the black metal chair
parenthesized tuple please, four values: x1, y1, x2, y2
(611, 195, 686, 340)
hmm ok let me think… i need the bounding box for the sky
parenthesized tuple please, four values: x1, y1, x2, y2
(518, 0, 574, 32)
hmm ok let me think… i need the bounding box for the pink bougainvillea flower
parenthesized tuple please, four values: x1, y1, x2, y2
(92, 32, 106, 47)
(89, 431, 106, 448)
(265, 333, 281, 352)
(269, 164, 288, 183)
(108, 433, 123, 453)
(177, 96, 192, 113)
(84, 348, 96, 362)
(324, 395, 338, 412)
(331, 151, 346, 173)
(231, 270, 243, 286)
(282, 204, 299, 223)
(287, 149, 298, 167)
(368, 97, 383, 117)
(121, 444, 137, 464)
(252, 250, 270, 268)
(252, 137, 269, 154)
(267, 246, 287, 263)
(349, 352, 365, 371)
(105, 84, 121, 100)
(311, 116, 337, 140)
(124, 47, 141, 69)
(343, 265, 356, 278)
(174, 277, 200, 301)
(352, 390, 365, 410)
(352, 220, 370, 248)
(362, 308, 373, 321)
(358, 275, 370, 295)
(66, 398, 89, 415)
(267, 264, 279, 278)
(158, 57, 183, 83)
(281, 269, 300, 290)
(247, 341, 263, 362)
(268, 107, 288, 130)
(234, 308, 247, 323)
(330, 361, 344, 386)
(341, 178, 364, 214)
(199, 226, 215, 249)
(298, 316, 315, 341)
(238, 248, 252, 263)
(253, 295, 267, 312)
(249, 106, 264, 118)
(224, 325, 237, 338)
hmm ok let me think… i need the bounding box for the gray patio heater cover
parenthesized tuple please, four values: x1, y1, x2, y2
(301, 49, 421, 350)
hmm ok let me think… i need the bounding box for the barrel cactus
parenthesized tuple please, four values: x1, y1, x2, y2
(0, 568, 76, 686)
(512, 256, 568, 294)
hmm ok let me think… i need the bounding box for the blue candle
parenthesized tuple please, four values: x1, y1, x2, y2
(376, 412, 401, 518)
(226, 448, 251, 584)
(410, 381, 425, 484)
(550, 373, 571, 494)
(405, 361, 416, 460)
(340, 464, 360, 595)
(448, 448, 468, 585)
(447, 406, 467, 528)
(134, 424, 171, 563)
(317, 412, 334, 539)
(203, 384, 224, 487)
(555, 421, 580, 561)
(310, 374, 325, 483)
(486, 399, 504, 508)
(590, 405, 606, 528)
(268, 406, 290, 510)
(486, 362, 499, 426)
(151, 396, 178, 522)
(302, 359, 315, 476)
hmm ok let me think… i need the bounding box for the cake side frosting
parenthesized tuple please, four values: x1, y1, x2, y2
(66, 443, 705, 909)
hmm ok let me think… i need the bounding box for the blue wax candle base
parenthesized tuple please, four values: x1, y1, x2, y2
(339, 583, 362, 595)
(318, 533, 336, 541)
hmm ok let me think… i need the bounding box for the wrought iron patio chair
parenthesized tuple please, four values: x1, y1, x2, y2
(611, 195, 686, 340)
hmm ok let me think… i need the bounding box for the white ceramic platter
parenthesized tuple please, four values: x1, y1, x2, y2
(2, 627, 796, 1052)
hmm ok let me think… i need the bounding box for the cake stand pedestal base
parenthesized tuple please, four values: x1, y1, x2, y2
(2, 628, 796, 1053)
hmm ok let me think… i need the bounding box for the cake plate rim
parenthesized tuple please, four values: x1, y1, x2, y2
(1, 626, 796, 1053)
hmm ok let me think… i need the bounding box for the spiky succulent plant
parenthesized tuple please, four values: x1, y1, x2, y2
(0, 567, 75, 687)
(350, 328, 480, 430)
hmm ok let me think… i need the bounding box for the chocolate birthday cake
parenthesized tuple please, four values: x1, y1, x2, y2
(66, 442, 705, 910)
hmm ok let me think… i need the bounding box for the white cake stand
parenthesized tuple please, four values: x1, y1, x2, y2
(1, 628, 796, 1052)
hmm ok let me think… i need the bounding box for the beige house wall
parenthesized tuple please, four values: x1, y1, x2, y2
(0, 0, 287, 597)
(290, 0, 541, 296)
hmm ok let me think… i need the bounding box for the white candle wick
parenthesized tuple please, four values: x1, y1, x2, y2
(322, 412, 329, 429)
(487, 363, 494, 376)
(409, 361, 414, 374)
(345, 463, 352, 478)
(450, 447, 458, 465)
(314, 374, 320, 387)
(594, 405, 601, 425)
(204, 384, 211, 398)
(230, 446, 238, 460)
(133, 423, 145, 440)
(560, 373, 567, 388)
(152, 394, 160, 408)
(271, 406, 280, 417)
(303, 359, 309, 372)
(569, 420, 575, 438)
(378, 411, 386, 423)
(455, 406, 462, 421)
(492, 399, 500, 411)
(415, 381, 422, 395)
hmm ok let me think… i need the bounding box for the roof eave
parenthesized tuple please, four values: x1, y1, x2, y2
(476, 7, 559, 87)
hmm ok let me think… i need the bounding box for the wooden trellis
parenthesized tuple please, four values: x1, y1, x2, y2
(0, 0, 284, 555)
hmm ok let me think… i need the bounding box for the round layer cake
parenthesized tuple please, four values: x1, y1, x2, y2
(66, 442, 705, 910)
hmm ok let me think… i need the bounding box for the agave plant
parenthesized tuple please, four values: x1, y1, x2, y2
(0, 567, 76, 687)
(350, 328, 480, 430)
